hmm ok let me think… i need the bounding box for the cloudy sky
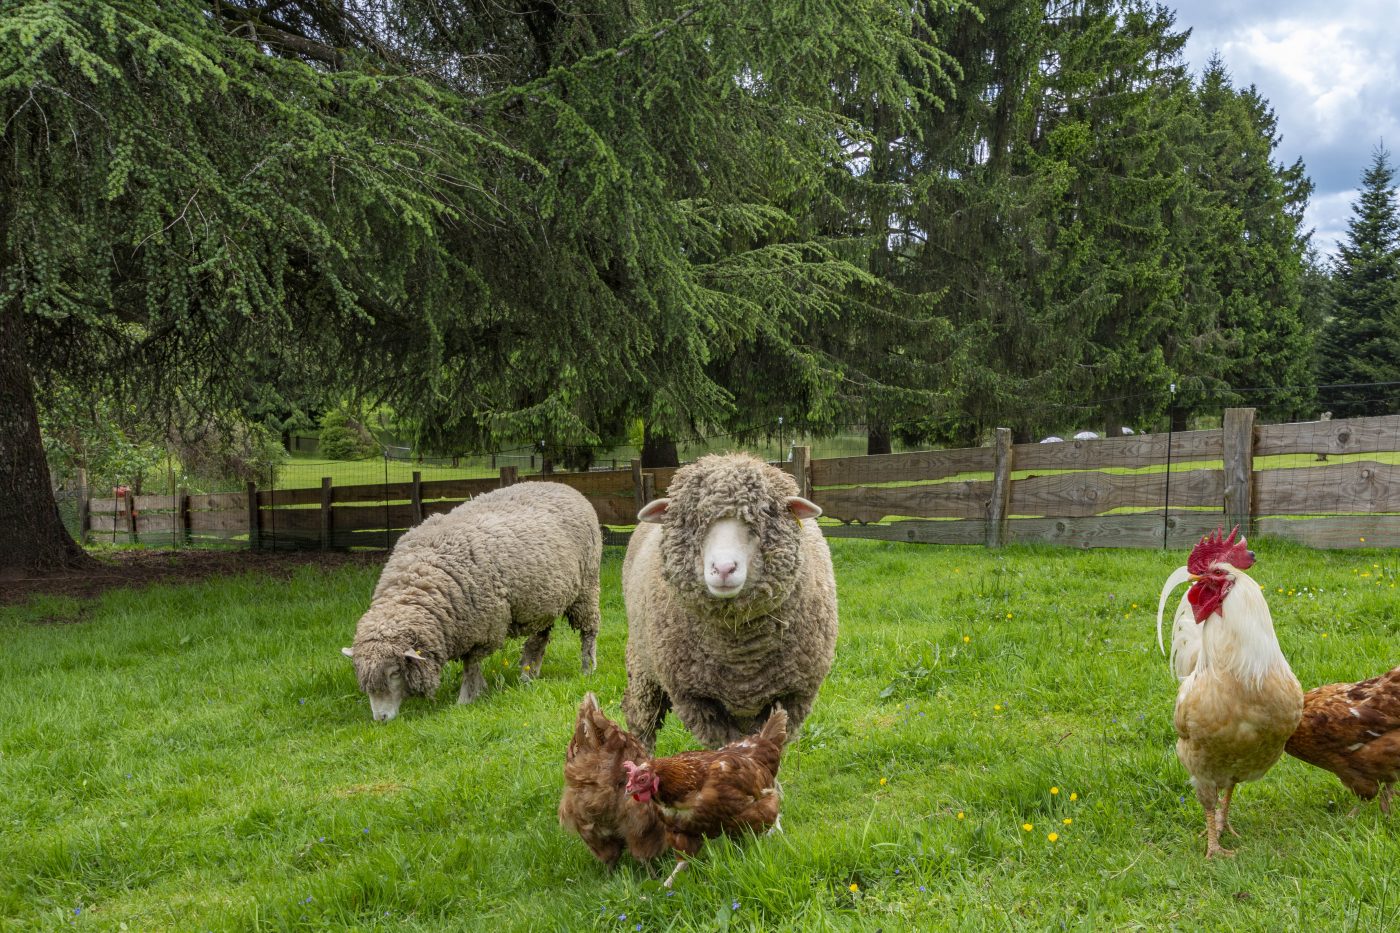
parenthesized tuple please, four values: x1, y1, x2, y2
(1168, 0, 1400, 258)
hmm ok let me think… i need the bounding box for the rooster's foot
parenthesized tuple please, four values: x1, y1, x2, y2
(1205, 844, 1236, 859)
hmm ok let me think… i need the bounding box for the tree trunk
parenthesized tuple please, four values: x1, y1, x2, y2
(641, 423, 679, 468)
(867, 422, 892, 456)
(0, 308, 92, 575)
(1170, 408, 1189, 433)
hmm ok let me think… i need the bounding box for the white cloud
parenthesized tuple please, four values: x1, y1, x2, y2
(1171, 0, 1400, 257)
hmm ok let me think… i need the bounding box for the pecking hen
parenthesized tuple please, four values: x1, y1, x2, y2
(1286, 664, 1400, 815)
(559, 692, 667, 869)
(1156, 528, 1303, 858)
(622, 706, 787, 886)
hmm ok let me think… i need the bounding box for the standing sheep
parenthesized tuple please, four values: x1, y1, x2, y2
(341, 481, 602, 721)
(622, 453, 837, 749)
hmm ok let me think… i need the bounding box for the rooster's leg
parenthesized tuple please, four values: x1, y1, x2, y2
(1218, 784, 1240, 838)
(1197, 785, 1234, 859)
(662, 858, 688, 888)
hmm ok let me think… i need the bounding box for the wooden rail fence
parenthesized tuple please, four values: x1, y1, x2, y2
(80, 409, 1400, 551)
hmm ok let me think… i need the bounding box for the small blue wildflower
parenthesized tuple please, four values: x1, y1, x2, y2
(665, 891, 674, 898)
(619, 914, 626, 921)
(363, 827, 370, 834)
(731, 901, 740, 910)
(919, 885, 927, 893)
(636, 925, 642, 931)
(895, 868, 901, 874)
(299, 698, 306, 705)
(74, 908, 81, 915)
(318, 836, 325, 843)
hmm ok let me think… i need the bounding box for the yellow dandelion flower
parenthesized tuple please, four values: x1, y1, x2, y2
(849, 883, 859, 893)
(1131, 603, 1138, 609)
(1006, 612, 1013, 619)
(1322, 633, 1329, 638)
(1050, 787, 1059, 795)
(1069, 793, 1078, 801)
(523, 664, 531, 671)
(1022, 823, 1033, 832)
(1063, 818, 1072, 825)
(994, 704, 1003, 712)
(880, 777, 888, 786)
(1361, 537, 1367, 542)
(957, 811, 965, 820)
(963, 635, 971, 644)
(954, 568, 962, 574)
(1047, 832, 1059, 842)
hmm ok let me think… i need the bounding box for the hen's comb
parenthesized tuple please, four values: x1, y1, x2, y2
(1187, 526, 1254, 574)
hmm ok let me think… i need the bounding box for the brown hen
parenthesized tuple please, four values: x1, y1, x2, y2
(1286, 665, 1400, 815)
(623, 706, 787, 886)
(558, 693, 667, 868)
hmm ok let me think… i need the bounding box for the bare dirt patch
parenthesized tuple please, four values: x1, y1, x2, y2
(1, 548, 386, 610)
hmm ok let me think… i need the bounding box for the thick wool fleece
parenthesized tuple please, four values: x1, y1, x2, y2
(350, 481, 602, 702)
(622, 453, 838, 749)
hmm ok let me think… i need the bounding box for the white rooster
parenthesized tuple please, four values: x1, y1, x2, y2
(1156, 528, 1303, 858)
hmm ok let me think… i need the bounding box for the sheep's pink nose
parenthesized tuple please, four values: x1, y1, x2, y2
(712, 560, 738, 582)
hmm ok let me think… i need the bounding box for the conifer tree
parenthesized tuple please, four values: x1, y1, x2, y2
(1319, 147, 1400, 416)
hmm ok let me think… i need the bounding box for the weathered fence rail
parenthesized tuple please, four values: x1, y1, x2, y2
(79, 410, 1400, 551)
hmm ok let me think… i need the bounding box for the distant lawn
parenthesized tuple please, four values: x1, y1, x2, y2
(3, 540, 1399, 929)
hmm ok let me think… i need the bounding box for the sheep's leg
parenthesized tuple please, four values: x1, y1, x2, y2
(519, 626, 551, 680)
(622, 674, 671, 752)
(673, 695, 745, 749)
(564, 586, 601, 674)
(768, 694, 813, 742)
(457, 654, 487, 705)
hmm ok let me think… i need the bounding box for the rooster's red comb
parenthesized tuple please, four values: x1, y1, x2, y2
(1188, 526, 1254, 574)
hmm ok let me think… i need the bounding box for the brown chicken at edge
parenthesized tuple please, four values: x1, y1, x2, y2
(622, 706, 787, 887)
(559, 692, 667, 868)
(1156, 528, 1303, 858)
(1286, 665, 1400, 815)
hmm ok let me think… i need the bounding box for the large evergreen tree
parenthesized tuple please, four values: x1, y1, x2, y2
(0, 0, 964, 573)
(1319, 147, 1400, 417)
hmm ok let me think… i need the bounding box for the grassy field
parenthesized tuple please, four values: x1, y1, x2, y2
(3, 540, 1399, 931)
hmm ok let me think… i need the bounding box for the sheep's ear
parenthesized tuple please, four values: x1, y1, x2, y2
(404, 648, 427, 662)
(786, 496, 822, 521)
(637, 498, 671, 523)
(341, 646, 355, 659)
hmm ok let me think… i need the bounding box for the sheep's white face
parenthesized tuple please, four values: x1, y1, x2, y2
(368, 669, 407, 722)
(700, 517, 758, 599)
(341, 645, 420, 722)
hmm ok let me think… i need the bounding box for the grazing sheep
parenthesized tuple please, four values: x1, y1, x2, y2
(341, 481, 602, 721)
(622, 453, 837, 749)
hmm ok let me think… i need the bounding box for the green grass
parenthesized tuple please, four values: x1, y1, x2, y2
(4, 541, 1400, 931)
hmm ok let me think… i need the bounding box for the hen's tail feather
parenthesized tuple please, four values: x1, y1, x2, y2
(759, 706, 788, 746)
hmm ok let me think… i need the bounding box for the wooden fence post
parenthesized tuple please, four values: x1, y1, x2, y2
(986, 427, 1014, 548)
(411, 471, 424, 525)
(790, 445, 812, 499)
(177, 488, 190, 546)
(631, 459, 645, 514)
(77, 468, 89, 545)
(320, 477, 333, 551)
(499, 465, 518, 487)
(127, 490, 139, 542)
(246, 481, 259, 551)
(641, 472, 656, 512)
(1222, 407, 1257, 536)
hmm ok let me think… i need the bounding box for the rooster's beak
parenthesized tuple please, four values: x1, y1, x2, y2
(1188, 573, 1201, 581)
